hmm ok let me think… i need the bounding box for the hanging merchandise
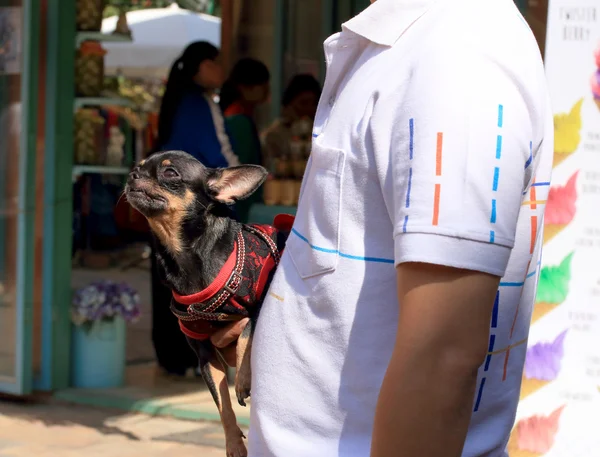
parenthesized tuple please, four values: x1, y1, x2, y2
(75, 41, 107, 97)
(74, 108, 106, 165)
(76, 0, 106, 31)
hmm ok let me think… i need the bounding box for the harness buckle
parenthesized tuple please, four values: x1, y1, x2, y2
(224, 272, 242, 295)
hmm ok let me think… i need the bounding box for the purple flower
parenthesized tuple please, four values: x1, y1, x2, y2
(71, 280, 141, 325)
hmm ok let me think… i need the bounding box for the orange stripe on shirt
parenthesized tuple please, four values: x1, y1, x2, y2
(530, 183, 537, 210)
(436, 132, 443, 176)
(530, 215, 538, 254)
(432, 183, 441, 225)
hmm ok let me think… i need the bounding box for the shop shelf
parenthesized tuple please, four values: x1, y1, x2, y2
(72, 165, 131, 178)
(75, 31, 132, 47)
(74, 97, 134, 111)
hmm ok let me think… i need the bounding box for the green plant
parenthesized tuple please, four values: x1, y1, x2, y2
(104, 0, 173, 18)
(103, 0, 217, 18)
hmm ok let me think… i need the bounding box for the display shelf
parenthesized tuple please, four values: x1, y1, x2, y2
(74, 97, 134, 111)
(75, 31, 132, 48)
(72, 165, 131, 179)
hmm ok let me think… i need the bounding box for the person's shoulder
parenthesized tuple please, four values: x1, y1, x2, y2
(174, 90, 212, 121)
(420, 0, 541, 66)
(179, 89, 211, 109)
(385, 0, 546, 100)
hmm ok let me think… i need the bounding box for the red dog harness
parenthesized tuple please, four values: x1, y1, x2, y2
(170, 214, 294, 340)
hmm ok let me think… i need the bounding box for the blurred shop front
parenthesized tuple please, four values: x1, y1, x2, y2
(0, 0, 41, 395)
(0, 0, 377, 402)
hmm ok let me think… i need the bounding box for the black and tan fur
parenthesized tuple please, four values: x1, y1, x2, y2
(125, 150, 269, 457)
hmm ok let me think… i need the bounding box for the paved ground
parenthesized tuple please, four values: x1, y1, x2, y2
(9, 256, 244, 456)
(0, 397, 242, 457)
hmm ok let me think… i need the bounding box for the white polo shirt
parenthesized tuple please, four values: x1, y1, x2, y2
(250, 1, 553, 456)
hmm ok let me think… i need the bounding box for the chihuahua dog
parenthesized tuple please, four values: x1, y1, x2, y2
(125, 150, 292, 457)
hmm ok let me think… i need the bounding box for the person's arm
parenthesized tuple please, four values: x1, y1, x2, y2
(371, 264, 499, 457)
(369, 36, 538, 456)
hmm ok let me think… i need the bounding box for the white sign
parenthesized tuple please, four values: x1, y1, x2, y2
(509, 3, 600, 457)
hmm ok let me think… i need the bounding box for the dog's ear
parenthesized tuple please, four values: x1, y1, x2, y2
(207, 165, 268, 205)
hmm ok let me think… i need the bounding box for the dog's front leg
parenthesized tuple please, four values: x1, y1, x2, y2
(235, 318, 254, 406)
(187, 337, 246, 457)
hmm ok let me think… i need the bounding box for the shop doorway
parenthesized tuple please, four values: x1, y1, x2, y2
(0, 0, 40, 395)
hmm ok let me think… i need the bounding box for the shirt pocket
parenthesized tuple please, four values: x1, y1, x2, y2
(287, 143, 346, 279)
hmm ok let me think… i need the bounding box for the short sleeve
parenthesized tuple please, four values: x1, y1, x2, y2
(371, 43, 538, 277)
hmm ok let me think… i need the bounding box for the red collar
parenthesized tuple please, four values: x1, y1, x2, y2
(172, 233, 244, 307)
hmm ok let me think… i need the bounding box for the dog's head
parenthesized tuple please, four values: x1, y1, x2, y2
(125, 150, 267, 253)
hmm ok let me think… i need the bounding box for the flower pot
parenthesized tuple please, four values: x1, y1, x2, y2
(71, 317, 126, 388)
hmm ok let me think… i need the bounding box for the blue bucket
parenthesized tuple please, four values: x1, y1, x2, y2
(71, 317, 126, 388)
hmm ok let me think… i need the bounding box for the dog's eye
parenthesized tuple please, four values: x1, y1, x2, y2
(163, 168, 179, 179)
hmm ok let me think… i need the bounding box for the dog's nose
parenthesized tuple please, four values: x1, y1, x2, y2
(129, 170, 140, 180)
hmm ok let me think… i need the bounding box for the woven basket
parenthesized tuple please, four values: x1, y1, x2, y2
(75, 52, 105, 97)
(74, 109, 105, 165)
(76, 0, 106, 31)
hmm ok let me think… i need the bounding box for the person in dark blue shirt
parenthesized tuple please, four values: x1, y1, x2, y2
(156, 41, 239, 168)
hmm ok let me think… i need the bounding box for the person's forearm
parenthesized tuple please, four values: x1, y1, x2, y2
(370, 348, 480, 457)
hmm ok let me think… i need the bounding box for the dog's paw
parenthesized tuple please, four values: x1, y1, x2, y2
(235, 372, 251, 407)
(226, 436, 247, 457)
(236, 386, 250, 407)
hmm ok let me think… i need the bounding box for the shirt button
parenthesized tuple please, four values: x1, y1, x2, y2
(328, 95, 335, 106)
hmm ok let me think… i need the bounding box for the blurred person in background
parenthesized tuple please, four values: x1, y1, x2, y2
(261, 73, 322, 171)
(219, 58, 270, 222)
(156, 40, 239, 168)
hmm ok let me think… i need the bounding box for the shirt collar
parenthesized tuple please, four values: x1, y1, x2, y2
(342, 0, 439, 46)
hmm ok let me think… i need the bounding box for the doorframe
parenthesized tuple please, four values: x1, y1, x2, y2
(0, 0, 40, 395)
(38, 0, 75, 391)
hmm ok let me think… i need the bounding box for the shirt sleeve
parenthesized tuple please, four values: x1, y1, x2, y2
(371, 43, 538, 277)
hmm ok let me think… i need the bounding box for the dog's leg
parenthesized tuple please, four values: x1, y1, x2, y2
(235, 318, 254, 406)
(187, 337, 247, 457)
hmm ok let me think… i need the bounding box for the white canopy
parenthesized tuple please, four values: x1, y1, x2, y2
(101, 3, 221, 79)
